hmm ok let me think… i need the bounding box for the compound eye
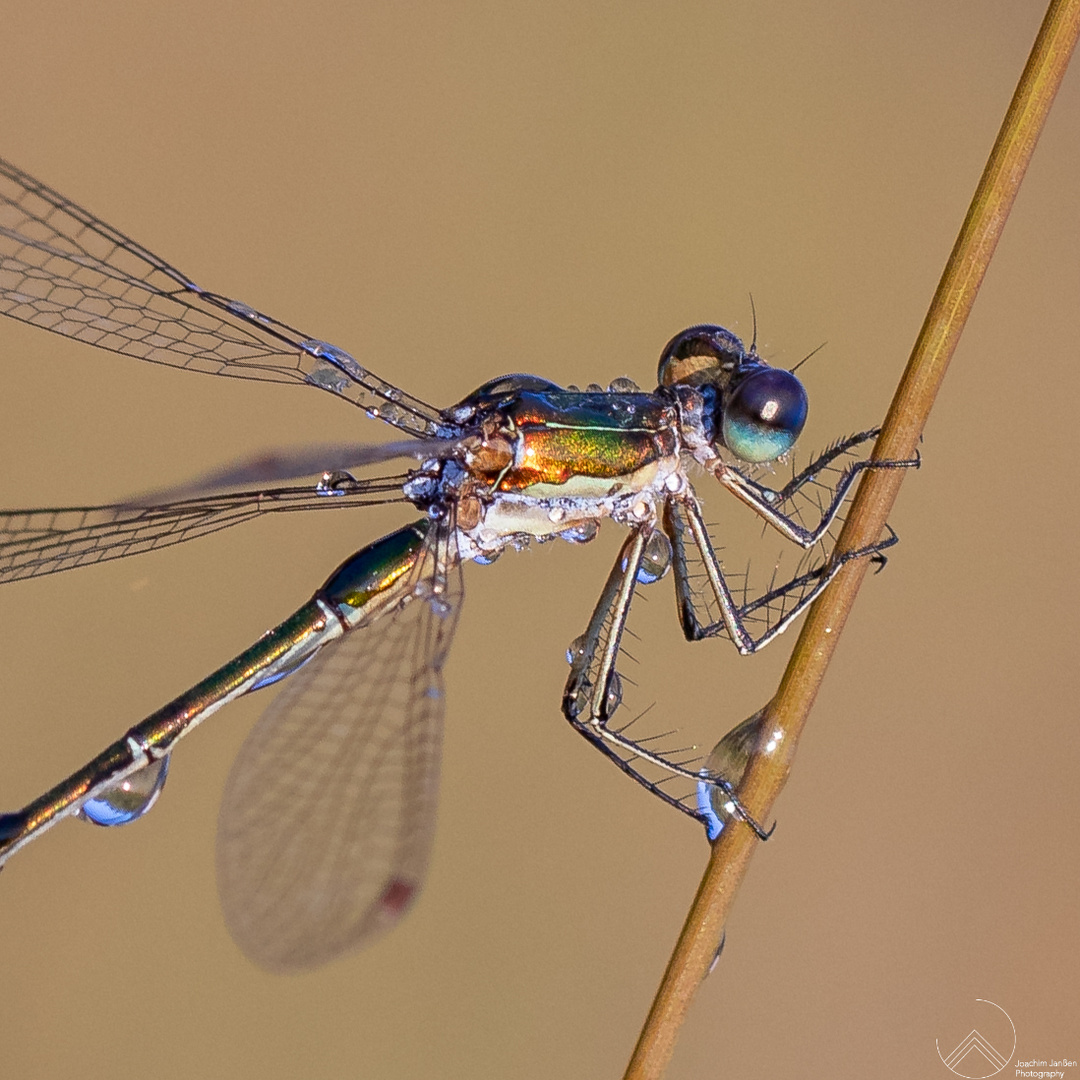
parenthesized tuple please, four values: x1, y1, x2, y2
(657, 325, 747, 387)
(721, 368, 807, 463)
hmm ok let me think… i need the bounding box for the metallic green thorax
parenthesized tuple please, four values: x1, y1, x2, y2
(481, 390, 678, 492)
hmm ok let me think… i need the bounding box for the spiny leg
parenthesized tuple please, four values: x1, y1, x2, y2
(666, 491, 899, 654)
(562, 528, 770, 838)
(712, 430, 918, 548)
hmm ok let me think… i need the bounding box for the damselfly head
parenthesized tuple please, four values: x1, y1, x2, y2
(657, 324, 808, 464)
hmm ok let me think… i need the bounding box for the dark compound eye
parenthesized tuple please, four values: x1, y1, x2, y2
(721, 367, 807, 463)
(657, 325, 748, 387)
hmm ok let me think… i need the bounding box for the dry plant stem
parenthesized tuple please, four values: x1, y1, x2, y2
(623, 2, 1080, 1077)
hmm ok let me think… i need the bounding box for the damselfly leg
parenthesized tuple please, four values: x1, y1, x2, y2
(711, 428, 919, 550)
(561, 432, 916, 828)
(562, 510, 903, 830)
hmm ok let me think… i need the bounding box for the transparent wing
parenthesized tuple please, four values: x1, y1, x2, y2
(0, 157, 447, 437)
(216, 519, 463, 971)
(0, 473, 410, 583)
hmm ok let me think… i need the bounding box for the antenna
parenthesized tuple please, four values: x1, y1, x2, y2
(791, 341, 827, 374)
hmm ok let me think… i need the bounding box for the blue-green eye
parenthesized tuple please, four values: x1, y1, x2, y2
(721, 368, 807, 463)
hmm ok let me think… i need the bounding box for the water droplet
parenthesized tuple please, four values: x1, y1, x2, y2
(403, 474, 438, 503)
(472, 549, 501, 566)
(300, 339, 369, 380)
(604, 671, 623, 715)
(306, 359, 351, 393)
(548, 507, 566, 523)
(637, 531, 673, 584)
(251, 649, 318, 690)
(558, 520, 599, 544)
(707, 931, 727, 976)
(585, 383, 604, 393)
(696, 708, 767, 837)
(566, 634, 586, 664)
(81, 755, 170, 827)
(226, 299, 268, 323)
(429, 597, 452, 617)
(608, 376, 640, 392)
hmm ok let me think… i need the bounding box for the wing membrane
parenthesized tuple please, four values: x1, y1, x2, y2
(0, 157, 446, 437)
(216, 519, 463, 970)
(0, 474, 410, 583)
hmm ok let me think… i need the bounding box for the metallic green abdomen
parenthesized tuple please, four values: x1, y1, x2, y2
(321, 520, 429, 624)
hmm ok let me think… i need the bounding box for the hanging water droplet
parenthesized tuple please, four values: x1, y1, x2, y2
(707, 708, 768, 781)
(558, 520, 599, 544)
(566, 634, 586, 664)
(607, 376, 640, 392)
(251, 649, 318, 690)
(604, 671, 623, 715)
(637, 531, 673, 584)
(81, 755, 170, 827)
(472, 549, 501, 565)
(696, 708, 766, 838)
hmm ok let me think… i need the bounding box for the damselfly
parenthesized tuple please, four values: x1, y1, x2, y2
(0, 158, 913, 970)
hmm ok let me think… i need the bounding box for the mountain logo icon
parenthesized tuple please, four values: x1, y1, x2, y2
(936, 999, 1017, 1078)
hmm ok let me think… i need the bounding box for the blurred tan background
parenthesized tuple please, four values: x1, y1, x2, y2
(0, 2, 1076, 1078)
